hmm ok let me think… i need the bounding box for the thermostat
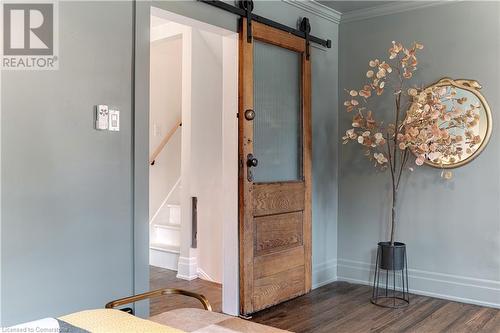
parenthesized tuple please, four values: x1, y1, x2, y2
(95, 105, 109, 130)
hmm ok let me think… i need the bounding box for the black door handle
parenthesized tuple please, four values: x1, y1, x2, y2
(247, 154, 258, 167)
(246, 154, 258, 182)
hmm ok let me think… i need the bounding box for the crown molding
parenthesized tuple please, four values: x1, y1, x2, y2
(282, 0, 342, 24)
(341, 1, 461, 23)
(281, 1, 459, 25)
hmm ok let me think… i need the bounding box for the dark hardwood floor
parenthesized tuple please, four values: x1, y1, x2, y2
(150, 265, 222, 315)
(150, 266, 500, 332)
(251, 282, 500, 333)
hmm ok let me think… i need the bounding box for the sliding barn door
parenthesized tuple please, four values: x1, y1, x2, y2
(239, 18, 312, 315)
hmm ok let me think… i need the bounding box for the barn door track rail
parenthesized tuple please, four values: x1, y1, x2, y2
(199, 0, 332, 52)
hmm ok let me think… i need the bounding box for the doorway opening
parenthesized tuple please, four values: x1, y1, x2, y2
(148, 7, 238, 316)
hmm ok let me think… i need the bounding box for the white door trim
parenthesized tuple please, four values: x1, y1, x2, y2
(221, 32, 239, 316)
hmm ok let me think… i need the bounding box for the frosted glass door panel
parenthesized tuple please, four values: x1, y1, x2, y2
(253, 41, 302, 183)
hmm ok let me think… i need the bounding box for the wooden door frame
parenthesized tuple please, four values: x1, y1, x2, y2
(238, 18, 312, 314)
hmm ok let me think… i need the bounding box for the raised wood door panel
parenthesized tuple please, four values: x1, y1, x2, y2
(239, 19, 312, 315)
(254, 211, 303, 256)
(253, 182, 305, 216)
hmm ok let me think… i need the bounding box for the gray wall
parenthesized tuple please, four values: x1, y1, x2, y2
(1, 0, 339, 325)
(1, 1, 134, 326)
(338, 1, 500, 306)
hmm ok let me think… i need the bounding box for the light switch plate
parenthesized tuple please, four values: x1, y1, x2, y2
(108, 109, 120, 131)
(95, 105, 109, 130)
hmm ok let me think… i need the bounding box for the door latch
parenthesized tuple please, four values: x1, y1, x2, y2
(246, 153, 258, 182)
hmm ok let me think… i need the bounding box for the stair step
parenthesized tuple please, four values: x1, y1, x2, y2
(151, 223, 180, 247)
(150, 244, 179, 271)
(152, 205, 180, 225)
(150, 243, 180, 254)
(153, 223, 180, 231)
(150, 201, 180, 249)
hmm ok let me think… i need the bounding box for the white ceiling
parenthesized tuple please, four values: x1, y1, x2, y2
(319, 1, 400, 13)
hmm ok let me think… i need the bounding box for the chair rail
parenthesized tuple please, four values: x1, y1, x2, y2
(105, 288, 212, 311)
(150, 119, 182, 165)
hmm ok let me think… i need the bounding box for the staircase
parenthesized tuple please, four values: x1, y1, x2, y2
(150, 181, 181, 271)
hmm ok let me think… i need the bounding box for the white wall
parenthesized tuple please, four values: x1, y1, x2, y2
(149, 36, 182, 219)
(191, 29, 224, 283)
(150, 14, 225, 283)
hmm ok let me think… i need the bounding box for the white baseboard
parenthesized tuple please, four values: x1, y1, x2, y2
(337, 258, 500, 309)
(197, 268, 216, 283)
(177, 256, 198, 281)
(312, 259, 337, 289)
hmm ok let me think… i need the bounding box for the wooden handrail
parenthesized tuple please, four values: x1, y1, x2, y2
(150, 119, 182, 165)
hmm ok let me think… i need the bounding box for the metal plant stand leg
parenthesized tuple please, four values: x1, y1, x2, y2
(372, 248, 380, 300)
(371, 242, 410, 308)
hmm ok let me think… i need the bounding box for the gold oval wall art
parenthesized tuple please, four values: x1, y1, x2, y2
(407, 78, 492, 169)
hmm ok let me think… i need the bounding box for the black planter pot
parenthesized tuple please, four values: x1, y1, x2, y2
(379, 241, 406, 270)
(371, 241, 410, 308)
